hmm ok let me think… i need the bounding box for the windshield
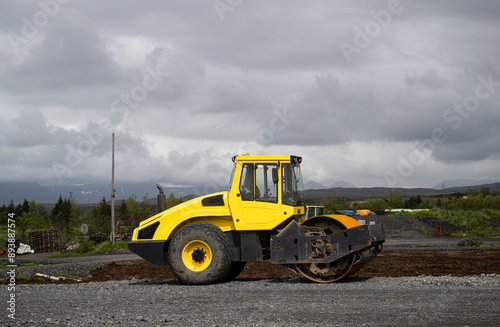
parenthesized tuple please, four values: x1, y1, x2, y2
(282, 162, 304, 206)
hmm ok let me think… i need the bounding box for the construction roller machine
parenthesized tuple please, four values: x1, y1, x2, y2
(128, 154, 385, 284)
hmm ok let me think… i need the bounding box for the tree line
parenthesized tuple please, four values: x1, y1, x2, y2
(2, 187, 498, 243)
(321, 187, 500, 213)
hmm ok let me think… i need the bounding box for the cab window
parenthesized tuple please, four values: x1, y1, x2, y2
(239, 163, 254, 201)
(255, 164, 278, 203)
(239, 163, 278, 202)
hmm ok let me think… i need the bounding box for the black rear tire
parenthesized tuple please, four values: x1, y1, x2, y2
(167, 222, 233, 285)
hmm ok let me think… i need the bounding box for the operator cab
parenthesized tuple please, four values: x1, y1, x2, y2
(230, 154, 304, 206)
(228, 154, 305, 230)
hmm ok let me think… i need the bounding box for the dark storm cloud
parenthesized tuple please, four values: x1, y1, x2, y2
(2, 10, 121, 92)
(0, 0, 499, 187)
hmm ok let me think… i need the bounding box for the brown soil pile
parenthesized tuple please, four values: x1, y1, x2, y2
(357, 250, 500, 277)
(4, 250, 499, 284)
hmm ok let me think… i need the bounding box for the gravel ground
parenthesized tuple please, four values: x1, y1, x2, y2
(2, 216, 499, 326)
(2, 275, 499, 326)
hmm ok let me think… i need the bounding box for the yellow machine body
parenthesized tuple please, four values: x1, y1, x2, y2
(132, 154, 305, 242)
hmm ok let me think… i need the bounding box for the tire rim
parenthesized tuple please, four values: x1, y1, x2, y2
(182, 240, 212, 272)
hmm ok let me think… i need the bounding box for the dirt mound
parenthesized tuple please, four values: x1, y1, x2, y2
(357, 250, 500, 277)
(4, 250, 498, 284)
(418, 216, 463, 234)
(364, 215, 463, 238)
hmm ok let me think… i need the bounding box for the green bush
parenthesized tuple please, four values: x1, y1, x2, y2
(74, 238, 95, 254)
(434, 210, 500, 237)
(115, 240, 128, 249)
(98, 241, 113, 254)
(411, 210, 434, 218)
(97, 240, 129, 254)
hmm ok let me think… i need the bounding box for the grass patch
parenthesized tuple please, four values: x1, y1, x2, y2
(47, 239, 129, 257)
(15, 271, 33, 280)
(96, 240, 129, 254)
(0, 262, 39, 269)
(74, 238, 95, 254)
(115, 240, 128, 249)
(48, 238, 97, 257)
(48, 251, 95, 258)
(20, 262, 39, 267)
(98, 241, 113, 254)
(0, 225, 9, 252)
(416, 227, 431, 236)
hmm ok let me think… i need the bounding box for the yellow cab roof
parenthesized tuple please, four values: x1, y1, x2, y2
(232, 154, 302, 163)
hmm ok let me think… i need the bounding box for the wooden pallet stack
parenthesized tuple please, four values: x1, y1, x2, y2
(29, 229, 62, 253)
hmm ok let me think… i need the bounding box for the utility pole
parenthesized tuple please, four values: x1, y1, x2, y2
(111, 133, 116, 245)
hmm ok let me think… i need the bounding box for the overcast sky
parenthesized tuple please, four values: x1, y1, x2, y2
(1, 0, 499, 189)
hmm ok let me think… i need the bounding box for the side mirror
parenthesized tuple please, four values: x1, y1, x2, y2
(272, 168, 279, 184)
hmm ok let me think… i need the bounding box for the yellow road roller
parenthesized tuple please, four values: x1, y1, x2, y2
(128, 154, 385, 284)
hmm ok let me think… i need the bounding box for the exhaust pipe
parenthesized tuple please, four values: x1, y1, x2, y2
(156, 183, 167, 212)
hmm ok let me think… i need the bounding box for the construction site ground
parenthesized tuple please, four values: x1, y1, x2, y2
(2, 235, 499, 284)
(2, 215, 500, 283)
(2, 230, 499, 326)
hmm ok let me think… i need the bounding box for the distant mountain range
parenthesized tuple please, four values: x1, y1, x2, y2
(304, 180, 357, 189)
(1, 179, 498, 205)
